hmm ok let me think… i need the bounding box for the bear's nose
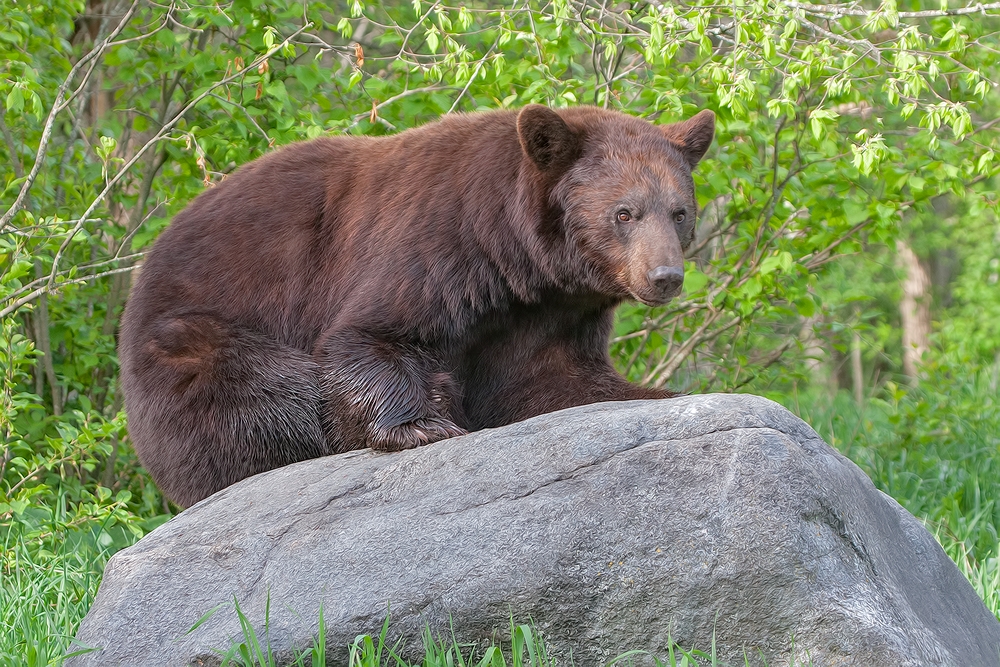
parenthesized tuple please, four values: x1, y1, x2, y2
(647, 265, 684, 297)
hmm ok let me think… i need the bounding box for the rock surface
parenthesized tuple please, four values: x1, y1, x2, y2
(69, 394, 1000, 666)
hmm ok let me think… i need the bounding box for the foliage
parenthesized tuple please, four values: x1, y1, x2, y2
(216, 606, 726, 667)
(1, 0, 1000, 662)
(3, 0, 999, 392)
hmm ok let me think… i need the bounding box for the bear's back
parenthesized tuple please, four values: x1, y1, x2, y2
(124, 112, 531, 351)
(124, 138, 353, 349)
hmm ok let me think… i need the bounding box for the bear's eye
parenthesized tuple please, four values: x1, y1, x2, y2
(616, 209, 632, 223)
(673, 211, 686, 225)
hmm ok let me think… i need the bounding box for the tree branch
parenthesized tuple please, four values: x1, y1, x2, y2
(786, 1, 1000, 19)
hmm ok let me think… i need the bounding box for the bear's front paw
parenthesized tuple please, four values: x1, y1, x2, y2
(369, 417, 467, 452)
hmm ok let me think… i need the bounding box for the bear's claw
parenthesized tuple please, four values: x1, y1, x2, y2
(369, 417, 467, 452)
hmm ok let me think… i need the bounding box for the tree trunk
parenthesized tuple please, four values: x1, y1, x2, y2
(33, 262, 62, 416)
(800, 314, 836, 396)
(898, 240, 931, 383)
(851, 311, 864, 405)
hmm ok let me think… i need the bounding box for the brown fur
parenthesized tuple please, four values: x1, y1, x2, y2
(118, 105, 715, 507)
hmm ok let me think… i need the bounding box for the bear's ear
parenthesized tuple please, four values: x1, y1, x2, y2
(517, 105, 579, 172)
(660, 109, 715, 169)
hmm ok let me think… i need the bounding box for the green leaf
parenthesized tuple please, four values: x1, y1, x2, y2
(263, 26, 277, 49)
(96, 135, 117, 161)
(795, 295, 816, 318)
(977, 150, 994, 175)
(759, 254, 782, 275)
(336, 17, 353, 39)
(6, 86, 24, 114)
(683, 267, 710, 293)
(741, 275, 762, 298)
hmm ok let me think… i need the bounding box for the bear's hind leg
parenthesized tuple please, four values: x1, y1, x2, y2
(317, 333, 467, 453)
(122, 312, 328, 507)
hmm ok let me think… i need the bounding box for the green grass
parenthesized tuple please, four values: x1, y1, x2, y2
(215, 606, 568, 667)
(0, 488, 167, 666)
(213, 607, 816, 667)
(214, 602, 730, 667)
(0, 530, 107, 666)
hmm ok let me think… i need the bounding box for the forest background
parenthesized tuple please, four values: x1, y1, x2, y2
(2, 0, 1000, 663)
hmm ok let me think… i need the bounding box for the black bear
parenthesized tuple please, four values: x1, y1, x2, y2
(118, 104, 715, 507)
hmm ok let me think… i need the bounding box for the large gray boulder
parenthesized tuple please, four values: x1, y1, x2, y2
(70, 394, 1000, 666)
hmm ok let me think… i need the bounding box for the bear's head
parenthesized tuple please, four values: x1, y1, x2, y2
(517, 105, 715, 306)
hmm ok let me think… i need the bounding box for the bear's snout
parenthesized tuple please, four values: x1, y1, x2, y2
(647, 265, 684, 301)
